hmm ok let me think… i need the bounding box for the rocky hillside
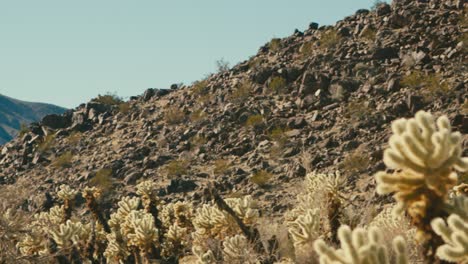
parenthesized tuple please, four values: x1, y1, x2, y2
(0, 0, 466, 262)
(0, 94, 66, 145)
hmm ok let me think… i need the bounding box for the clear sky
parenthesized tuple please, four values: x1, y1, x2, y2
(0, 0, 387, 108)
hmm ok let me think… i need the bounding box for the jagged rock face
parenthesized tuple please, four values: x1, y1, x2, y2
(0, 94, 66, 145)
(0, 1, 466, 216)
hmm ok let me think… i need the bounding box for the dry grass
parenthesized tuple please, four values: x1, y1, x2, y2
(339, 146, 371, 174)
(92, 93, 123, 105)
(18, 123, 30, 138)
(51, 151, 73, 169)
(67, 131, 82, 145)
(344, 100, 372, 122)
(89, 168, 114, 193)
(164, 159, 190, 178)
(230, 80, 253, 102)
(401, 71, 452, 101)
(250, 170, 273, 187)
(245, 115, 264, 128)
(360, 27, 376, 42)
(191, 80, 209, 96)
(269, 77, 287, 93)
(164, 106, 186, 125)
(37, 134, 56, 153)
(299, 41, 315, 59)
(118, 102, 131, 113)
(213, 159, 231, 175)
(189, 109, 207, 123)
(269, 38, 282, 52)
(319, 29, 341, 49)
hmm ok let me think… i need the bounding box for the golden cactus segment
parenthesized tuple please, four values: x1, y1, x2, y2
(431, 214, 468, 263)
(376, 111, 467, 204)
(288, 209, 321, 247)
(313, 225, 409, 264)
(222, 234, 256, 263)
(123, 210, 159, 251)
(56, 184, 78, 202)
(192, 246, 216, 264)
(49, 219, 91, 248)
(108, 196, 141, 230)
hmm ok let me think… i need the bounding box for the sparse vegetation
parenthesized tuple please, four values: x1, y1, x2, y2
(164, 159, 189, 178)
(189, 109, 207, 123)
(319, 29, 341, 49)
(51, 151, 73, 169)
(37, 134, 56, 153)
(360, 27, 377, 42)
(67, 131, 82, 145)
(268, 76, 287, 93)
(230, 80, 253, 102)
(90, 168, 113, 191)
(269, 38, 282, 52)
(213, 159, 231, 175)
(191, 80, 209, 96)
(299, 41, 315, 59)
(216, 58, 230, 73)
(344, 100, 372, 122)
(339, 146, 371, 174)
(250, 170, 273, 187)
(245, 114, 264, 129)
(401, 71, 452, 101)
(118, 102, 131, 113)
(18, 123, 30, 137)
(164, 106, 186, 125)
(92, 93, 123, 106)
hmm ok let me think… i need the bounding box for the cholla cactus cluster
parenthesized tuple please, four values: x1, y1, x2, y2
(313, 225, 409, 264)
(375, 111, 467, 217)
(222, 235, 256, 263)
(193, 195, 259, 243)
(431, 214, 468, 263)
(288, 209, 322, 248)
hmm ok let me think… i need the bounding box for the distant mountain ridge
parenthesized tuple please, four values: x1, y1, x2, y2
(0, 94, 66, 144)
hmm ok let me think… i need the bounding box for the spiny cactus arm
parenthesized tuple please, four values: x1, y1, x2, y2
(288, 209, 321, 247)
(208, 184, 266, 254)
(313, 239, 347, 263)
(193, 247, 216, 264)
(222, 235, 250, 262)
(431, 214, 468, 262)
(392, 236, 409, 264)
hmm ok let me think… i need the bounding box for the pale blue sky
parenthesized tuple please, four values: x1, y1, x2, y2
(0, 0, 387, 108)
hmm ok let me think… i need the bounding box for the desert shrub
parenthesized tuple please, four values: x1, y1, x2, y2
(89, 168, 113, 193)
(245, 115, 264, 128)
(250, 170, 273, 187)
(319, 29, 341, 49)
(268, 77, 287, 93)
(400, 71, 451, 100)
(67, 131, 82, 145)
(216, 58, 230, 73)
(189, 109, 207, 123)
(230, 80, 253, 102)
(192, 80, 209, 96)
(269, 38, 282, 52)
(165, 159, 189, 178)
(268, 126, 288, 146)
(360, 27, 377, 42)
(300, 41, 315, 59)
(248, 57, 264, 69)
(344, 100, 372, 122)
(374, 110, 468, 262)
(118, 102, 131, 113)
(190, 135, 207, 149)
(51, 151, 73, 169)
(164, 106, 186, 125)
(18, 123, 30, 137)
(371, 0, 387, 10)
(92, 93, 123, 106)
(213, 159, 231, 175)
(37, 134, 56, 153)
(339, 146, 371, 174)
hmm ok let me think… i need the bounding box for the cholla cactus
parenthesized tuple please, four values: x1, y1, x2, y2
(161, 201, 194, 229)
(16, 234, 48, 256)
(108, 196, 141, 231)
(103, 232, 131, 263)
(223, 235, 256, 263)
(225, 195, 259, 225)
(193, 196, 259, 242)
(374, 111, 468, 255)
(82, 186, 102, 200)
(431, 214, 468, 263)
(193, 246, 216, 264)
(375, 111, 467, 215)
(57, 184, 78, 202)
(313, 225, 409, 264)
(49, 219, 91, 249)
(306, 171, 345, 199)
(123, 210, 159, 252)
(136, 180, 158, 209)
(288, 209, 321, 247)
(32, 205, 66, 233)
(162, 223, 189, 258)
(449, 196, 468, 220)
